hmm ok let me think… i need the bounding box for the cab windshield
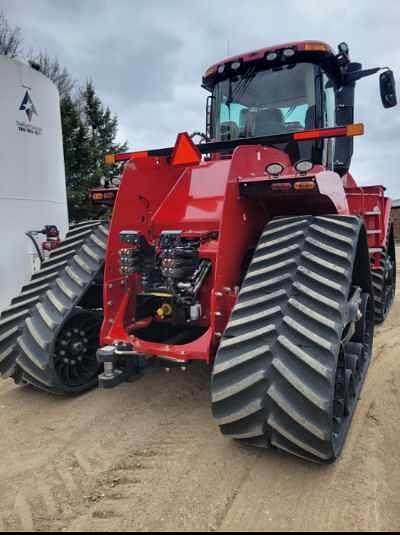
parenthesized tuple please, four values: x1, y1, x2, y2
(212, 62, 318, 142)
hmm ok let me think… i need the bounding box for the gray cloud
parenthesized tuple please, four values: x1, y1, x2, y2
(2, 0, 399, 196)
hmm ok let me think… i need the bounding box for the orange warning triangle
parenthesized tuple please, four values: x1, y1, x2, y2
(171, 132, 202, 166)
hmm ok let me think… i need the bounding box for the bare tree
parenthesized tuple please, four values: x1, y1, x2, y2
(28, 52, 75, 98)
(0, 10, 22, 57)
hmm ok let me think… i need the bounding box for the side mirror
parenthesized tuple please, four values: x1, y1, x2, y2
(380, 70, 397, 108)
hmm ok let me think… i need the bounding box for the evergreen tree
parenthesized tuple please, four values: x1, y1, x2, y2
(26, 56, 127, 221)
(67, 81, 127, 221)
(61, 94, 90, 182)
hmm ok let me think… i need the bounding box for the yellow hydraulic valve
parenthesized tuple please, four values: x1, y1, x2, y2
(156, 303, 173, 320)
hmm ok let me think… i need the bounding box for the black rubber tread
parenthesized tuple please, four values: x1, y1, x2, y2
(15, 223, 108, 394)
(211, 215, 372, 463)
(0, 221, 106, 381)
(371, 223, 396, 324)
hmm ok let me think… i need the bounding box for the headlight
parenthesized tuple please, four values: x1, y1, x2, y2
(266, 52, 278, 61)
(283, 48, 295, 58)
(266, 162, 284, 176)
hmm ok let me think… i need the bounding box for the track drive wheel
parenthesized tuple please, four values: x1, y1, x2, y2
(211, 215, 374, 463)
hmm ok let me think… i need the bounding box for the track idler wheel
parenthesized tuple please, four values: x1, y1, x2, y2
(53, 309, 102, 391)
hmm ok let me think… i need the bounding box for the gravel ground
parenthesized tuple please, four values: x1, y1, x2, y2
(0, 250, 399, 532)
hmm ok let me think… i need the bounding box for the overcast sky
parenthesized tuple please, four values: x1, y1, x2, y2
(2, 0, 399, 197)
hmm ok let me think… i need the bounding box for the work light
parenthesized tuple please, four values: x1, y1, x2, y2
(295, 160, 313, 174)
(266, 162, 284, 176)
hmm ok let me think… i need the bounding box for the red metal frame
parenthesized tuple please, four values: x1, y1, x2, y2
(100, 135, 392, 365)
(99, 38, 393, 366)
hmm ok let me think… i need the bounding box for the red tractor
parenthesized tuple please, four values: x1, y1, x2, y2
(95, 41, 397, 463)
(15, 41, 398, 463)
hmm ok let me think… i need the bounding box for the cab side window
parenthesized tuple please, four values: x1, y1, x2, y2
(322, 72, 336, 169)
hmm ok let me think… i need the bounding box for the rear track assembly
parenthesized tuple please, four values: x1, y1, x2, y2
(0, 221, 108, 394)
(371, 223, 396, 324)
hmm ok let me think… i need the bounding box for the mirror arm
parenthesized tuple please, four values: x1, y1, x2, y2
(344, 67, 381, 84)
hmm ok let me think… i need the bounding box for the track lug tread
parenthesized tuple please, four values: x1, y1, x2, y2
(214, 397, 264, 426)
(35, 302, 59, 331)
(55, 279, 78, 300)
(81, 244, 102, 263)
(268, 413, 330, 461)
(271, 358, 328, 411)
(10, 284, 50, 304)
(25, 317, 48, 351)
(246, 258, 297, 279)
(0, 296, 40, 318)
(277, 335, 333, 380)
(46, 290, 69, 315)
(73, 254, 96, 275)
(213, 344, 270, 375)
(228, 306, 281, 330)
(89, 233, 107, 250)
(212, 369, 266, 402)
(31, 260, 68, 279)
(268, 383, 330, 440)
(0, 324, 20, 346)
(65, 266, 85, 288)
(22, 273, 58, 292)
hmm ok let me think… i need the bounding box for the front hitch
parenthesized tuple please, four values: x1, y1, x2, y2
(97, 343, 144, 389)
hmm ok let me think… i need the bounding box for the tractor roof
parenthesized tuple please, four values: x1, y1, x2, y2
(202, 40, 339, 90)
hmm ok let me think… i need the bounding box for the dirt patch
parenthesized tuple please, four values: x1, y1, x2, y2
(0, 254, 400, 532)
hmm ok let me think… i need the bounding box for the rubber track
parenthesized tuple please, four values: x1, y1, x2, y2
(371, 225, 396, 324)
(0, 221, 107, 388)
(372, 262, 388, 324)
(211, 215, 368, 463)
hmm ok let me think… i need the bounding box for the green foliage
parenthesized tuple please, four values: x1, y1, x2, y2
(66, 81, 127, 221)
(35, 63, 127, 221)
(29, 52, 127, 221)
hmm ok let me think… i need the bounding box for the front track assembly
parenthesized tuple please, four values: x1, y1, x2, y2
(211, 215, 375, 463)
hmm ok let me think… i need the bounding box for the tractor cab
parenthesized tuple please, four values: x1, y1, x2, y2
(203, 41, 397, 176)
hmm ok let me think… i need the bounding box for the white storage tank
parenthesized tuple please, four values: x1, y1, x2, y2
(0, 55, 68, 313)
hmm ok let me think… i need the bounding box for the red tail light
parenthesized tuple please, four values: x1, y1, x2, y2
(272, 182, 292, 191)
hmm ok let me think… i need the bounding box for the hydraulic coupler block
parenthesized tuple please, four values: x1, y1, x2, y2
(118, 230, 147, 275)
